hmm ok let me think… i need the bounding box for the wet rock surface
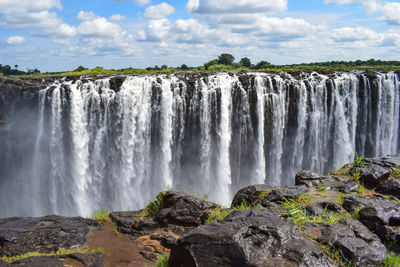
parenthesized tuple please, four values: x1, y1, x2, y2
(376, 178, 400, 197)
(303, 219, 387, 266)
(169, 209, 332, 267)
(0, 215, 99, 257)
(10, 253, 103, 267)
(111, 191, 219, 239)
(343, 195, 400, 246)
(358, 166, 390, 188)
(154, 191, 219, 227)
(230, 184, 309, 208)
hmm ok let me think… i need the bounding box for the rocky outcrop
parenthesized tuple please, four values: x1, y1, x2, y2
(111, 191, 219, 238)
(169, 209, 332, 267)
(0, 215, 99, 257)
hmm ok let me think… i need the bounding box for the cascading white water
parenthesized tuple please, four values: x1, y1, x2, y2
(2, 71, 399, 217)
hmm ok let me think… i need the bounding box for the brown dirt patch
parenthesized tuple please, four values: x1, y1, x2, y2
(86, 223, 156, 267)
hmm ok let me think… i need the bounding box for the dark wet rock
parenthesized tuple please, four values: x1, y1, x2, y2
(231, 184, 310, 208)
(260, 186, 310, 207)
(303, 219, 387, 266)
(295, 171, 344, 189)
(342, 196, 376, 213)
(109, 76, 126, 92)
(304, 205, 324, 217)
(295, 171, 326, 187)
(230, 184, 272, 207)
(359, 206, 400, 246)
(150, 234, 178, 249)
(376, 178, 400, 197)
(154, 191, 219, 227)
(9, 253, 103, 267)
(364, 155, 400, 169)
(110, 211, 162, 237)
(0, 215, 99, 257)
(318, 202, 342, 213)
(231, 184, 272, 207)
(342, 195, 400, 245)
(169, 209, 332, 267)
(334, 180, 359, 193)
(358, 166, 390, 188)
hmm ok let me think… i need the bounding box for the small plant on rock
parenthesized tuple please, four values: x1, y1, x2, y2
(336, 191, 344, 205)
(390, 167, 400, 179)
(357, 184, 365, 195)
(205, 201, 260, 224)
(354, 153, 365, 169)
(144, 192, 166, 217)
(90, 208, 110, 223)
(154, 253, 170, 267)
(351, 206, 363, 220)
(384, 252, 400, 267)
(352, 169, 361, 182)
(318, 183, 327, 192)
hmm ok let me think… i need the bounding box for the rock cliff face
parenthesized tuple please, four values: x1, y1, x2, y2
(0, 71, 399, 217)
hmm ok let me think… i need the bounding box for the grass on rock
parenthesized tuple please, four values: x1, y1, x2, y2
(384, 252, 400, 267)
(153, 253, 170, 267)
(90, 208, 110, 223)
(205, 201, 260, 224)
(1, 247, 105, 263)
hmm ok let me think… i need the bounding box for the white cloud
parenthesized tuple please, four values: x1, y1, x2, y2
(6, 36, 26, 45)
(109, 14, 126, 22)
(256, 17, 321, 40)
(138, 19, 171, 41)
(114, 0, 150, 5)
(187, 0, 287, 14)
(331, 26, 380, 42)
(174, 18, 219, 43)
(77, 11, 98, 21)
(379, 2, 400, 25)
(77, 17, 125, 38)
(144, 2, 175, 19)
(56, 24, 77, 38)
(0, 0, 63, 29)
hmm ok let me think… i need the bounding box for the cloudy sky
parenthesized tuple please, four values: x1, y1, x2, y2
(0, 0, 399, 72)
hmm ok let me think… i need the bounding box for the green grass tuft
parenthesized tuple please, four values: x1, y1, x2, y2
(336, 191, 344, 205)
(384, 252, 400, 267)
(154, 253, 170, 267)
(318, 183, 327, 192)
(351, 206, 363, 220)
(143, 192, 166, 217)
(205, 201, 260, 224)
(90, 208, 110, 223)
(278, 198, 349, 228)
(390, 167, 400, 179)
(357, 184, 365, 195)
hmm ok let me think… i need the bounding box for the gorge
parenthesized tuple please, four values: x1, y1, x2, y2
(0, 71, 399, 218)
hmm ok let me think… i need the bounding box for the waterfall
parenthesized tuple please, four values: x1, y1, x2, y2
(1, 71, 399, 217)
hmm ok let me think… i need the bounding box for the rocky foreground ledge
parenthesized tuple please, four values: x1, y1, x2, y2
(1, 155, 400, 266)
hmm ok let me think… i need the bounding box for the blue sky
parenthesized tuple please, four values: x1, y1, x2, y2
(0, 0, 399, 72)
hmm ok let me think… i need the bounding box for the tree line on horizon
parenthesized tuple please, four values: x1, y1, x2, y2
(1, 54, 400, 76)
